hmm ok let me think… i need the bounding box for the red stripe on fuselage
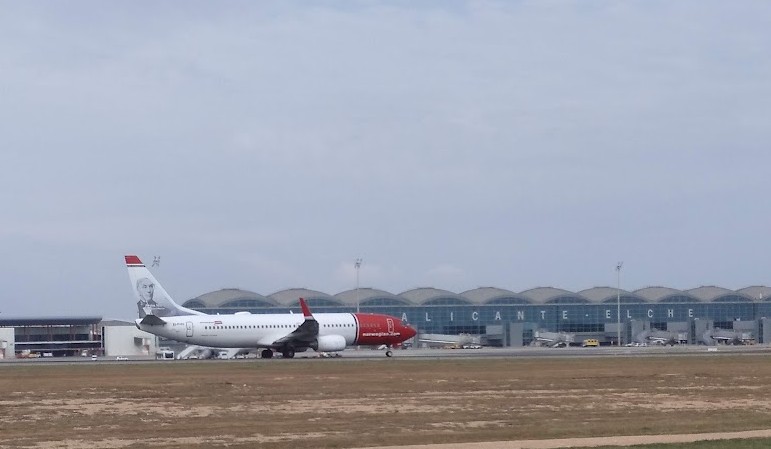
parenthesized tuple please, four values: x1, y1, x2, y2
(353, 313, 404, 346)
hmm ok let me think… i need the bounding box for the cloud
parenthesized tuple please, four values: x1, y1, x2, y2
(1, 1, 770, 318)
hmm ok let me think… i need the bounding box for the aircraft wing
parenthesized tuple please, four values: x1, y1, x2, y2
(266, 298, 319, 348)
(271, 316, 318, 347)
(417, 336, 460, 344)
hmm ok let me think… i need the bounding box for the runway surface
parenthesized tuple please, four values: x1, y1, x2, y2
(3, 343, 771, 365)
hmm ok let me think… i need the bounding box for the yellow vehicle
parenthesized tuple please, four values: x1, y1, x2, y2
(582, 339, 599, 347)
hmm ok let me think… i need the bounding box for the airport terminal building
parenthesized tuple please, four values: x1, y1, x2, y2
(181, 285, 771, 347)
(4, 285, 771, 358)
(0, 317, 157, 359)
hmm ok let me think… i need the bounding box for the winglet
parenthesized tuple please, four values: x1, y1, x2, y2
(299, 298, 315, 320)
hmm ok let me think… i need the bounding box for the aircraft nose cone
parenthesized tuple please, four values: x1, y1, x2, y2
(404, 323, 417, 339)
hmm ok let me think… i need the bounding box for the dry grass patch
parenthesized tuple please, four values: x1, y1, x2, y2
(2, 355, 771, 448)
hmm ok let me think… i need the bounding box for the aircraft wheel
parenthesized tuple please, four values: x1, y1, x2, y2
(385, 350, 393, 357)
(282, 346, 295, 359)
(261, 349, 273, 359)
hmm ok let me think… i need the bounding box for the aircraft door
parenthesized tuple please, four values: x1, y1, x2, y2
(387, 318, 394, 334)
(186, 321, 193, 337)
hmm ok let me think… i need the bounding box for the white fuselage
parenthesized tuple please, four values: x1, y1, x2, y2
(138, 312, 358, 348)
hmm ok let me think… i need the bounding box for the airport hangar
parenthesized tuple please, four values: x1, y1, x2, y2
(181, 285, 771, 347)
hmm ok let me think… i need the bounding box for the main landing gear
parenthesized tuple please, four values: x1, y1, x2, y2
(262, 346, 391, 358)
(260, 347, 297, 359)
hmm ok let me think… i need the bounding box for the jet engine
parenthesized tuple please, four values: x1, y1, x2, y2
(312, 335, 347, 352)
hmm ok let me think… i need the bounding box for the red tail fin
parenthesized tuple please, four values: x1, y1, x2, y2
(125, 255, 143, 266)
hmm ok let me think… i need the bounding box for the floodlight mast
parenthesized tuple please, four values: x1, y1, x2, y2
(355, 258, 362, 314)
(616, 262, 623, 346)
(355, 258, 362, 351)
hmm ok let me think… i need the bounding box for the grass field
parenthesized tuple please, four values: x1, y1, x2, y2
(2, 354, 771, 448)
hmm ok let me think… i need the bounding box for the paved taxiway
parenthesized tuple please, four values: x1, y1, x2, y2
(328, 344, 771, 359)
(3, 344, 771, 365)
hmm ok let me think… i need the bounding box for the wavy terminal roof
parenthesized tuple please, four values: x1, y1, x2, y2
(181, 285, 771, 309)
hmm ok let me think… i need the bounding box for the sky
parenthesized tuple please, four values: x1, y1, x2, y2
(1, 1, 770, 320)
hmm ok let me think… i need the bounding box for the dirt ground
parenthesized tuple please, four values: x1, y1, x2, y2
(2, 354, 771, 448)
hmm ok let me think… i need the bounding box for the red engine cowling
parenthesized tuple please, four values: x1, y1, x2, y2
(313, 335, 347, 352)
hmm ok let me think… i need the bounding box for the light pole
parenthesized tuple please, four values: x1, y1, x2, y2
(616, 261, 623, 346)
(355, 258, 362, 314)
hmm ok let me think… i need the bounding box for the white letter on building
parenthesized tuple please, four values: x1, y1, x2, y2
(472, 311, 479, 321)
(540, 310, 546, 320)
(425, 313, 431, 322)
(668, 309, 674, 318)
(689, 309, 693, 318)
(562, 310, 568, 320)
(606, 310, 611, 319)
(402, 313, 408, 322)
(517, 311, 525, 320)
(495, 311, 502, 321)
(648, 309, 654, 318)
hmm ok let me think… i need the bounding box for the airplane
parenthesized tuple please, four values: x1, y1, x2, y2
(702, 328, 747, 346)
(634, 329, 677, 346)
(416, 332, 479, 348)
(125, 255, 417, 358)
(533, 330, 575, 348)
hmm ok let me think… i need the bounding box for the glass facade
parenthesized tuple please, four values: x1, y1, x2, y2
(5, 322, 103, 357)
(183, 288, 771, 346)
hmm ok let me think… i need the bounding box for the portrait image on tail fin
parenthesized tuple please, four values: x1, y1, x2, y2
(136, 277, 170, 317)
(126, 255, 204, 319)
